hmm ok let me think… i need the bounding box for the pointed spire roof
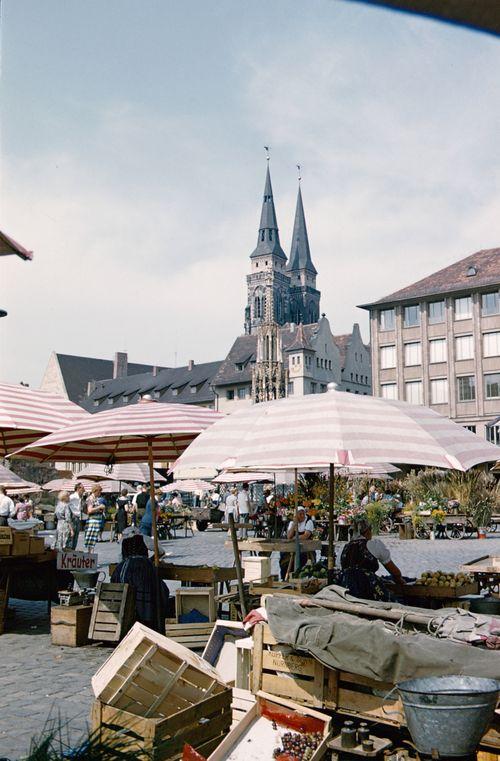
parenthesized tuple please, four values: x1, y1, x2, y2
(287, 185, 317, 275)
(285, 322, 311, 352)
(250, 165, 287, 260)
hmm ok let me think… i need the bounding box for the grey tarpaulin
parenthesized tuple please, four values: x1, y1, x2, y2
(265, 587, 500, 684)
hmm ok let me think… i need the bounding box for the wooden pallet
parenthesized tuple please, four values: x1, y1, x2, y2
(88, 582, 135, 643)
(91, 622, 231, 759)
(165, 619, 215, 650)
(251, 624, 404, 726)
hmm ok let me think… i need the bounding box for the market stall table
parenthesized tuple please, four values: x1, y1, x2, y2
(225, 538, 322, 555)
(461, 556, 500, 595)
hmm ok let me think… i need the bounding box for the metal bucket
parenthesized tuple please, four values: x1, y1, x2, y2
(71, 570, 105, 590)
(397, 675, 499, 757)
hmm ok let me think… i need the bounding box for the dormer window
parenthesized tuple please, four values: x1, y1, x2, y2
(153, 391, 160, 399)
(269, 230, 273, 241)
(190, 386, 197, 394)
(107, 398, 113, 405)
(93, 400, 99, 407)
(467, 265, 477, 277)
(123, 395, 129, 403)
(172, 389, 178, 396)
(261, 230, 265, 242)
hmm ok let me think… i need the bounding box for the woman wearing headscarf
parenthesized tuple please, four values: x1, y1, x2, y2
(111, 533, 169, 630)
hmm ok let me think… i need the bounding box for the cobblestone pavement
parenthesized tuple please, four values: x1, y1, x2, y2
(2, 529, 500, 758)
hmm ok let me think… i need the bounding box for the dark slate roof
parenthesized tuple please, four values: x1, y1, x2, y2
(81, 360, 222, 412)
(287, 186, 317, 275)
(213, 323, 321, 387)
(333, 334, 351, 369)
(250, 166, 287, 261)
(285, 323, 312, 352)
(56, 353, 163, 404)
(359, 248, 500, 309)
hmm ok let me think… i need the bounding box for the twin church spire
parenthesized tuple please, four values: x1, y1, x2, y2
(245, 162, 321, 335)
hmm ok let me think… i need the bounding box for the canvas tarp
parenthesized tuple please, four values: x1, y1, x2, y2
(266, 587, 500, 684)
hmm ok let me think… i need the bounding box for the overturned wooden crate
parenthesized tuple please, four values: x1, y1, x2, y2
(91, 622, 231, 760)
(89, 582, 136, 643)
(251, 623, 404, 726)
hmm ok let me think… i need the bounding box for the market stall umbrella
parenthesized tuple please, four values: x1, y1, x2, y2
(0, 230, 33, 260)
(162, 479, 214, 494)
(13, 397, 224, 563)
(212, 470, 275, 484)
(176, 384, 500, 578)
(43, 477, 96, 492)
(0, 382, 89, 456)
(0, 463, 40, 491)
(78, 462, 166, 484)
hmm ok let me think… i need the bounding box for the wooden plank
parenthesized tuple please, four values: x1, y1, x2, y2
(261, 673, 323, 706)
(144, 662, 188, 718)
(338, 671, 394, 692)
(163, 708, 231, 758)
(337, 687, 404, 725)
(252, 621, 264, 694)
(107, 644, 158, 706)
(156, 689, 232, 738)
(262, 649, 317, 677)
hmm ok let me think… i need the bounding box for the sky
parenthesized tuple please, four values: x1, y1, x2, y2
(1, 0, 500, 386)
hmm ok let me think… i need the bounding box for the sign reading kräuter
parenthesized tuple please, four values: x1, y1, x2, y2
(57, 550, 98, 571)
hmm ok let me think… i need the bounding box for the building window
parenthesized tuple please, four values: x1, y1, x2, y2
(316, 358, 319, 368)
(482, 292, 499, 316)
(226, 389, 235, 400)
(404, 342, 421, 366)
(320, 384, 327, 392)
(457, 375, 476, 402)
(487, 422, 500, 444)
(428, 300, 445, 324)
(380, 345, 396, 369)
(190, 386, 197, 394)
(455, 334, 474, 360)
(430, 378, 449, 404)
(93, 400, 99, 407)
(404, 305, 420, 327)
(464, 425, 477, 434)
(429, 338, 446, 363)
(123, 395, 129, 403)
(237, 388, 246, 400)
(379, 308, 395, 331)
(287, 381, 294, 395)
(381, 383, 397, 400)
(310, 382, 317, 394)
(485, 373, 500, 399)
(405, 380, 423, 405)
(454, 296, 472, 320)
(483, 331, 500, 358)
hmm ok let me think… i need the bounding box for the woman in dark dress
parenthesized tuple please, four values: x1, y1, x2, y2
(111, 533, 169, 630)
(114, 492, 129, 541)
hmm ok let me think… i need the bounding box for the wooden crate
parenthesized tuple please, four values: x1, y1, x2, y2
(208, 691, 331, 760)
(88, 582, 136, 643)
(399, 581, 479, 598)
(252, 624, 404, 726)
(202, 621, 248, 684)
(175, 587, 216, 623)
(29, 536, 46, 555)
(242, 557, 271, 584)
(0, 527, 13, 545)
(91, 622, 231, 760)
(51, 604, 93, 647)
(165, 620, 215, 650)
(91, 689, 231, 760)
(230, 687, 256, 726)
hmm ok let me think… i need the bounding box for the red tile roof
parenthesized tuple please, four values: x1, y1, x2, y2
(360, 248, 500, 309)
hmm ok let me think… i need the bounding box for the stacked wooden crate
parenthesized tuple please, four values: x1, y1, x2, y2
(91, 622, 231, 760)
(164, 587, 216, 650)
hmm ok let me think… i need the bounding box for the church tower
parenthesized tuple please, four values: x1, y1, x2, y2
(287, 183, 321, 325)
(245, 163, 291, 334)
(251, 284, 288, 403)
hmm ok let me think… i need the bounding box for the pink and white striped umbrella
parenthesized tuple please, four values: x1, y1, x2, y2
(212, 470, 275, 484)
(176, 386, 500, 472)
(0, 463, 41, 491)
(77, 462, 166, 483)
(43, 477, 131, 494)
(162, 479, 214, 494)
(11, 398, 224, 464)
(0, 382, 89, 456)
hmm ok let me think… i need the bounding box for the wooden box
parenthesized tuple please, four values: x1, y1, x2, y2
(231, 687, 256, 726)
(91, 622, 231, 759)
(0, 527, 13, 545)
(29, 536, 46, 555)
(11, 531, 30, 556)
(207, 691, 331, 760)
(202, 621, 248, 684)
(164, 620, 215, 650)
(51, 604, 93, 647)
(175, 587, 216, 623)
(242, 557, 271, 584)
(252, 624, 404, 726)
(88, 582, 136, 643)
(400, 581, 479, 599)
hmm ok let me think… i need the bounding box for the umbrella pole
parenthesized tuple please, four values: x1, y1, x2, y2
(294, 467, 301, 573)
(328, 463, 335, 585)
(147, 442, 160, 566)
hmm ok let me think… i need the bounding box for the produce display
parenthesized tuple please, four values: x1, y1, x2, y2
(295, 560, 327, 580)
(416, 570, 474, 588)
(272, 730, 323, 760)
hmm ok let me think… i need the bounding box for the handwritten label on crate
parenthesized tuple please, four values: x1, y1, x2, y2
(266, 651, 315, 676)
(0, 527, 13, 545)
(57, 550, 97, 571)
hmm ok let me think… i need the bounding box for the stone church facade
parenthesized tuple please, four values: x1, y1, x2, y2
(40, 165, 372, 412)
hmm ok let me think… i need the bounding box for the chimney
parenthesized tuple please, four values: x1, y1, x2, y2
(188, 359, 194, 371)
(152, 366, 158, 377)
(113, 351, 128, 379)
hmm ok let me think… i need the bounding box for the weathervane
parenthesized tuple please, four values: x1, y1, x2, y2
(264, 146, 270, 162)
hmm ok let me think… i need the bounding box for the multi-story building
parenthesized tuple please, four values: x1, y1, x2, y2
(360, 248, 500, 440)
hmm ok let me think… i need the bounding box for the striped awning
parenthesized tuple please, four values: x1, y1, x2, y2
(77, 462, 166, 483)
(43, 477, 131, 494)
(175, 386, 500, 473)
(0, 463, 41, 491)
(12, 397, 223, 464)
(162, 479, 214, 494)
(0, 383, 89, 456)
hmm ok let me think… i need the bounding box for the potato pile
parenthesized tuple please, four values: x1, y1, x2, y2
(417, 571, 473, 588)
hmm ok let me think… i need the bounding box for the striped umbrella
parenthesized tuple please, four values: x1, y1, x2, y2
(175, 384, 500, 579)
(212, 470, 275, 484)
(43, 478, 131, 494)
(12, 397, 223, 566)
(162, 479, 214, 494)
(0, 382, 89, 456)
(77, 462, 166, 483)
(0, 463, 40, 491)
(0, 229, 33, 260)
